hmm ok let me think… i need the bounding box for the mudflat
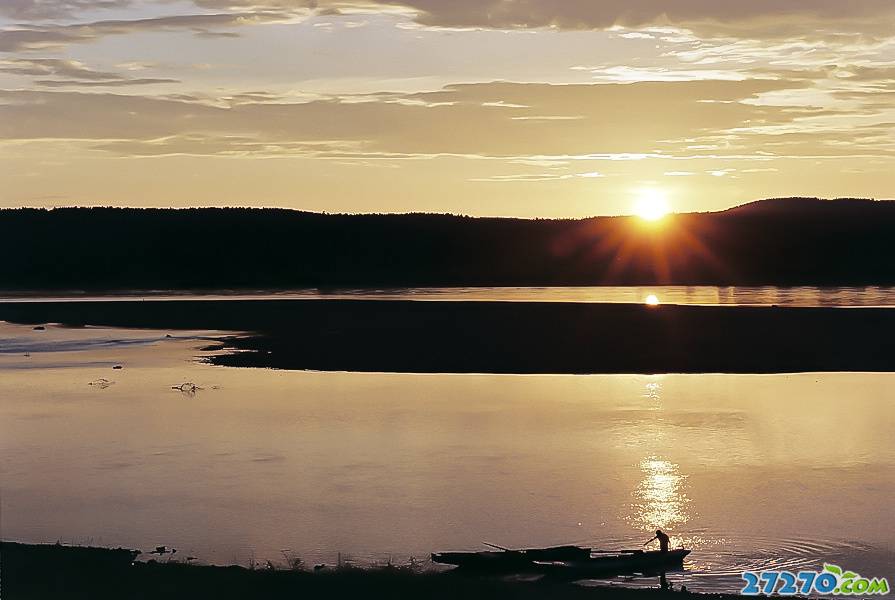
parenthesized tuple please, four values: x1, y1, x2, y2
(1, 300, 893, 373)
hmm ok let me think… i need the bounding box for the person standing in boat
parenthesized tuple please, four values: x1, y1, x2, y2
(645, 529, 671, 553)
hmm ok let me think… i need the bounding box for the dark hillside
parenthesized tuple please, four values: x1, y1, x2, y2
(1, 198, 893, 289)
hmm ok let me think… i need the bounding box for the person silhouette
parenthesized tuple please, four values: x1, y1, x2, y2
(645, 529, 670, 553)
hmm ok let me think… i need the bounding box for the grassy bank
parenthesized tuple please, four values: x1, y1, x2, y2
(1, 542, 739, 600)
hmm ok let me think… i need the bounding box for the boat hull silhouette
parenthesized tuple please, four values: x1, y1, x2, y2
(431, 547, 690, 576)
(536, 549, 691, 577)
(431, 545, 589, 573)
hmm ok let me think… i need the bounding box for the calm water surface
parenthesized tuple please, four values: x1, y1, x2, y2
(4, 286, 895, 306)
(1, 323, 892, 592)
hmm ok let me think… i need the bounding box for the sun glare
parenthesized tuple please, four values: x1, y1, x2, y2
(634, 189, 670, 221)
(645, 294, 660, 306)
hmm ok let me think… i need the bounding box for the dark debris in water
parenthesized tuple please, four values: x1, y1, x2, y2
(172, 382, 203, 394)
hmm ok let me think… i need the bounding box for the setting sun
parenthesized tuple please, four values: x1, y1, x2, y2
(634, 190, 671, 221)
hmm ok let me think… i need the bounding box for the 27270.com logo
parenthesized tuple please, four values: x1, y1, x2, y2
(741, 564, 890, 596)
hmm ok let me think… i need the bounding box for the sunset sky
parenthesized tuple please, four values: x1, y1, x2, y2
(1, 1, 894, 217)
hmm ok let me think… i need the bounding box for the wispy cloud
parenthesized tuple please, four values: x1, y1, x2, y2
(7, 79, 884, 162)
(0, 12, 292, 52)
(0, 0, 133, 20)
(0, 57, 179, 86)
(190, 0, 895, 39)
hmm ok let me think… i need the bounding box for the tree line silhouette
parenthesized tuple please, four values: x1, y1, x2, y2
(2, 197, 893, 289)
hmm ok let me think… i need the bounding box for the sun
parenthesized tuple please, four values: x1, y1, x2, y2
(634, 189, 670, 221)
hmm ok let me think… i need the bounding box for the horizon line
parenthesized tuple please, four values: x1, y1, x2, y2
(1, 196, 891, 221)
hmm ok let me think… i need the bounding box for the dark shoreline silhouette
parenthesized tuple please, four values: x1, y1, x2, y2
(3, 198, 895, 290)
(2, 541, 734, 600)
(2, 299, 894, 373)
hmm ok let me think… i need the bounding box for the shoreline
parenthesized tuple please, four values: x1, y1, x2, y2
(1, 299, 894, 373)
(2, 541, 740, 600)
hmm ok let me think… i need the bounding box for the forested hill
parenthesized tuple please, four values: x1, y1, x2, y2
(2, 198, 894, 289)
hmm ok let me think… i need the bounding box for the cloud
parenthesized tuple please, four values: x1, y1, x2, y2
(0, 57, 121, 79)
(14, 0, 892, 39)
(578, 65, 748, 83)
(0, 0, 132, 20)
(186, 0, 895, 38)
(0, 12, 291, 52)
(0, 57, 179, 86)
(470, 170, 605, 182)
(3, 78, 859, 162)
(391, 0, 893, 31)
(0, 58, 128, 81)
(4, 0, 892, 59)
(35, 77, 179, 86)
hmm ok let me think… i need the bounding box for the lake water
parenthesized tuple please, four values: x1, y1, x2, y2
(1, 321, 892, 592)
(4, 285, 895, 307)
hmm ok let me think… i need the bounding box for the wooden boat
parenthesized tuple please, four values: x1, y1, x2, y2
(431, 545, 590, 572)
(536, 548, 691, 577)
(432, 545, 689, 576)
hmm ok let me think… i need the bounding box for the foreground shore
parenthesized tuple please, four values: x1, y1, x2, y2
(1, 299, 894, 373)
(2, 542, 737, 600)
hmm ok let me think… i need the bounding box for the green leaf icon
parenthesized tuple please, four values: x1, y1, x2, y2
(824, 564, 843, 576)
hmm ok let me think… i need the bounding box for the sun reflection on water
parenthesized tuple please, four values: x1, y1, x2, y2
(629, 456, 692, 534)
(643, 381, 661, 401)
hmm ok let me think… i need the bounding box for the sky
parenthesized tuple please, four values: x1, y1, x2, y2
(1, 0, 894, 217)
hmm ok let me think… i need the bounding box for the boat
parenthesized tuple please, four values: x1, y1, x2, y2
(536, 548, 691, 578)
(431, 545, 690, 577)
(432, 546, 690, 578)
(431, 545, 590, 573)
